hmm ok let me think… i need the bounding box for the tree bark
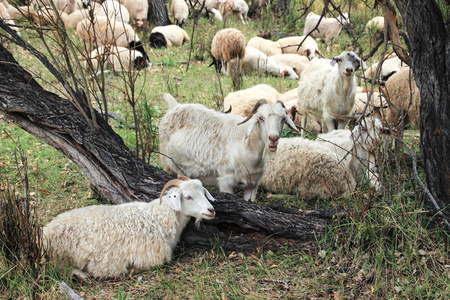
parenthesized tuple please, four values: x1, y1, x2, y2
(394, 0, 450, 212)
(147, 0, 172, 26)
(0, 44, 335, 251)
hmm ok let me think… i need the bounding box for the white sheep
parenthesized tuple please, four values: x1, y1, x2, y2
(95, 0, 130, 24)
(60, 9, 91, 28)
(43, 177, 216, 279)
(269, 54, 310, 77)
(159, 94, 300, 202)
(31, 0, 77, 14)
(223, 84, 280, 117)
(120, 0, 148, 28)
(352, 91, 387, 120)
(150, 25, 190, 48)
(222, 0, 248, 24)
(234, 46, 299, 80)
(277, 35, 322, 60)
(76, 16, 148, 61)
(246, 36, 282, 57)
(366, 16, 384, 36)
(364, 56, 405, 81)
(171, 0, 189, 27)
(0, 3, 20, 36)
(88, 45, 149, 72)
(303, 12, 350, 52)
(297, 51, 367, 136)
(261, 118, 386, 198)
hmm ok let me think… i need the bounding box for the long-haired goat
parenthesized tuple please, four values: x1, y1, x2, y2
(159, 94, 300, 202)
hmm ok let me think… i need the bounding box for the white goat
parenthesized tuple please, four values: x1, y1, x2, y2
(261, 118, 386, 198)
(297, 51, 367, 136)
(303, 12, 350, 52)
(43, 177, 215, 279)
(159, 94, 300, 202)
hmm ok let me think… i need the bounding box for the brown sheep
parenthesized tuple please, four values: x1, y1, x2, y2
(210, 28, 245, 73)
(384, 67, 420, 129)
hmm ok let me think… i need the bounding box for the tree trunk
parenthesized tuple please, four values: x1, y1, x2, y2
(394, 0, 450, 212)
(0, 44, 335, 252)
(148, 0, 172, 26)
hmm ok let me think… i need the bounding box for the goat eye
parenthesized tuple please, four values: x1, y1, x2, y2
(258, 116, 265, 122)
(186, 196, 193, 200)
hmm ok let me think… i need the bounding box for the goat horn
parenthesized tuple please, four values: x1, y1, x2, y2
(177, 176, 190, 181)
(237, 99, 268, 125)
(159, 179, 184, 204)
(276, 100, 286, 108)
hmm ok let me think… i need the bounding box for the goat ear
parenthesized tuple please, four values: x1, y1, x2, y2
(303, 49, 311, 57)
(204, 188, 216, 201)
(360, 59, 368, 70)
(246, 115, 259, 136)
(166, 190, 182, 211)
(330, 57, 340, 67)
(284, 115, 301, 134)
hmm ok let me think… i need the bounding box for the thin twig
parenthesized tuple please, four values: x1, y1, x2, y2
(401, 141, 450, 231)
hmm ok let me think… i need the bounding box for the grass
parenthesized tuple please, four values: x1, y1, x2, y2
(1, 0, 450, 299)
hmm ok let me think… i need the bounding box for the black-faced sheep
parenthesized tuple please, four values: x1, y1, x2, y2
(88, 45, 149, 72)
(210, 28, 246, 73)
(171, 0, 189, 27)
(43, 177, 216, 279)
(150, 25, 190, 48)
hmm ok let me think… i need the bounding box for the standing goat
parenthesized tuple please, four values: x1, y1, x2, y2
(43, 177, 215, 279)
(297, 51, 367, 136)
(159, 94, 300, 202)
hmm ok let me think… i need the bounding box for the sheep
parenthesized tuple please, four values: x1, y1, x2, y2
(31, 0, 77, 14)
(159, 94, 300, 202)
(95, 0, 130, 24)
(171, 0, 189, 27)
(150, 25, 190, 48)
(76, 16, 148, 63)
(210, 28, 245, 73)
(233, 46, 299, 80)
(352, 91, 387, 120)
(384, 67, 420, 130)
(269, 54, 310, 77)
(364, 56, 405, 82)
(223, 84, 280, 117)
(261, 118, 386, 198)
(303, 12, 350, 52)
(207, 7, 223, 22)
(0, 3, 20, 36)
(88, 45, 149, 72)
(297, 51, 367, 137)
(121, 0, 148, 28)
(366, 16, 384, 36)
(277, 35, 322, 60)
(43, 177, 215, 279)
(222, 0, 248, 24)
(60, 9, 90, 28)
(246, 36, 282, 57)
(278, 89, 321, 133)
